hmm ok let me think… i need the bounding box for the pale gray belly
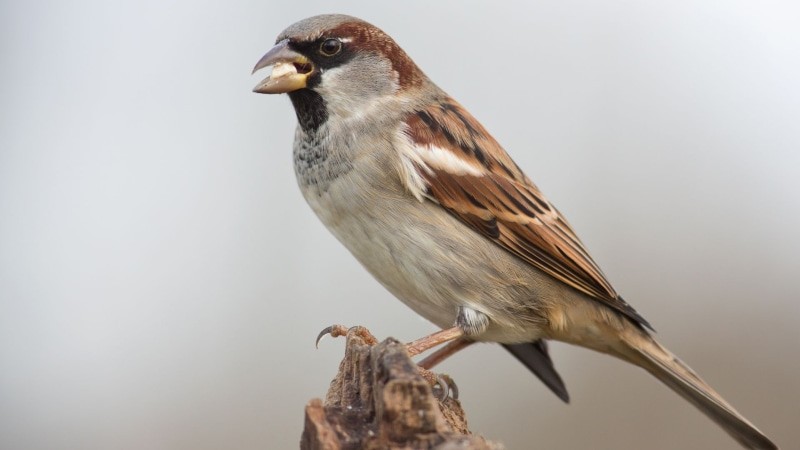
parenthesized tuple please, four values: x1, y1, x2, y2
(300, 172, 573, 343)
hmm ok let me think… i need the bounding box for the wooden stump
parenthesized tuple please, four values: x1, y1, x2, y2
(300, 327, 500, 450)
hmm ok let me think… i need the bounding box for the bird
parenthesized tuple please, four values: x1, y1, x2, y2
(251, 14, 777, 449)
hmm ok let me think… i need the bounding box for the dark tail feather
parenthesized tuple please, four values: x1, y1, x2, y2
(503, 340, 569, 403)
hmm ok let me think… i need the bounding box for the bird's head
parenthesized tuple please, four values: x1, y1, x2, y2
(252, 15, 428, 130)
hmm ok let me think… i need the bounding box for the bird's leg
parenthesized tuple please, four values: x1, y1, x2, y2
(407, 332, 465, 400)
(454, 305, 490, 336)
(417, 338, 475, 370)
(406, 326, 464, 356)
(410, 308, 486, 399)
(406, 306, 488, 357)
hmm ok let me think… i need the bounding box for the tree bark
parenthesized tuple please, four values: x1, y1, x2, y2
(300, 326, 500, 450)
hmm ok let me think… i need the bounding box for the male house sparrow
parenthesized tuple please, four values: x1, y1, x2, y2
(252, 14, 777, 449)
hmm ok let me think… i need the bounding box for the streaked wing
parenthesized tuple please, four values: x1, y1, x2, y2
(402, 98, 649, 329)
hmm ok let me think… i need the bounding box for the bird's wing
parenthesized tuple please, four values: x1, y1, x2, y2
(400, 98, 649, 329)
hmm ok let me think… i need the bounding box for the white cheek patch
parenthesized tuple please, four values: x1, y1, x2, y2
(319, 66, 341, 80)
(315, 52, 400, 115)
(317, 67, 358, 115)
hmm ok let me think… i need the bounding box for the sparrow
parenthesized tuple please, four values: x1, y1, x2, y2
(252, 14, 777, 449)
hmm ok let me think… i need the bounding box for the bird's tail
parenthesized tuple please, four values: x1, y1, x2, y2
(618, 332, 777, 449)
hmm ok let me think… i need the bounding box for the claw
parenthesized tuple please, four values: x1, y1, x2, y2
(432, 374, 450, 401)
(439, 374, 459, 400)
(419, 368, 458, 402)
(315, 324, 349, 348)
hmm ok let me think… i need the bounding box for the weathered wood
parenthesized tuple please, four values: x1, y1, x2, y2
(300, 327, 500, 450)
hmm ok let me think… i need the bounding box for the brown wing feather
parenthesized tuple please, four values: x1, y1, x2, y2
(405, 99, 650, 329)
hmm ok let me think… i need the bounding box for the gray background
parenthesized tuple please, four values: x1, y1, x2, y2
(1, 1, 798, 449)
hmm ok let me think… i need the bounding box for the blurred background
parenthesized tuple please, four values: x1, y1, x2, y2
(1, 1, 798, 449)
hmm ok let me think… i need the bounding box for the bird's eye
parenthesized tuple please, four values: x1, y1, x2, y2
(319, 38, 342, 56)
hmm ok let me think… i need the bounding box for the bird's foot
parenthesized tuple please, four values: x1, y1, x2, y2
(315, 324, 378, 348)
(315, 325, 459, 401)
(418, 368, 459, 401)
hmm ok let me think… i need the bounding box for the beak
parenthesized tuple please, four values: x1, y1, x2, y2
(251, 39, 313, 94)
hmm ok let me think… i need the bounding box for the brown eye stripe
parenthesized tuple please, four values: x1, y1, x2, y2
(326, 22, 424, 88)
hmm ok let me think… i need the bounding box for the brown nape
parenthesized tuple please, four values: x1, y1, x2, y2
(328, 21, 425, 89)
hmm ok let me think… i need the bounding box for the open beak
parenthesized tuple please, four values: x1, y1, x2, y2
(251, 39, 313, 94)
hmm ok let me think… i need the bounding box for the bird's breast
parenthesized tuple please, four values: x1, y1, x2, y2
(292, 134, 557, 343)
